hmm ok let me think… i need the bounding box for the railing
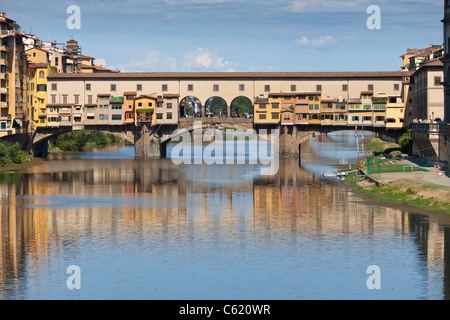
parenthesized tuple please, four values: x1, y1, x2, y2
(411, 123, 447, 133)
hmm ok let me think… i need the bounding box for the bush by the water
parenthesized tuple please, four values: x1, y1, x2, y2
(0, 141, 29, 166)
(55, 131, 122, 151)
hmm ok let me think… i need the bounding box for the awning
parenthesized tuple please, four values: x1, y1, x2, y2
(87, 113, 95, 117)
(74, 114, 82, 118)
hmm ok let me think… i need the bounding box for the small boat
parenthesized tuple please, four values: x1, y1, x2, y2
(323, 172, 338, 178)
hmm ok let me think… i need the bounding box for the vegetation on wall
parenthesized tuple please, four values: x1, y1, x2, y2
(55, 130, 122, 152)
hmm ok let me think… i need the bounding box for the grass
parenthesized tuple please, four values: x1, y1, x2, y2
(366, 138, 401, 154)
(345, 174, 450, 213)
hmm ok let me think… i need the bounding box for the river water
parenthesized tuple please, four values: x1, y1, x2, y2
(1, 131, 450, 300)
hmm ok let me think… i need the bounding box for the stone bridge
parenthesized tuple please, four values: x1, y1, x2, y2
(2, 119, 406, 158)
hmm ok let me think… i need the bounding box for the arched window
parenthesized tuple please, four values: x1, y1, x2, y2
(39, 71, 45, 79)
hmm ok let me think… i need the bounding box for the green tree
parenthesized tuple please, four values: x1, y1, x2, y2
(399, 129, 413, 155)
(231, 97, 253, 117)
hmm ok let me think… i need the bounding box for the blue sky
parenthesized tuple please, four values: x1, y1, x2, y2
(3, 0, 445, 72)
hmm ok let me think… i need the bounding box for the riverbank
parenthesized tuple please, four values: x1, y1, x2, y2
(344, 160, 450, 213)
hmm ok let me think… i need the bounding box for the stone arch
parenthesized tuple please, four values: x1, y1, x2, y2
(179, 96, 203, 118)
(230, 96, 253, 118)
(205, 96, 228, 118)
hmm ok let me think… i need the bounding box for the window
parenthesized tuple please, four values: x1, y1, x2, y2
(39, 71, 45, 79)
(259, 114, 266, 120)
(316, 85, 322, 92)
(239, 84, 245, 91)
(394, 84, 400, 91)
(188, 84, 194, 91)
(352, 116, 359, 122)
(342, 84, 348, 91)
(74, 95, 79, 104)
(291, 85, 296, 92)
(87, 115, 95, 120)
(148, 102, 153, 107)
(137, 84, 142, 91)
(258, 104, 267, 109)
(435, 77, 442, 86)
(88, 95, 93, 104)
(51, 83, 57, 91)
(272, 103, 279, 109)
(167, 103, 172, 109)
(264, 85, 270, 92)
(368, 84, 374, 91)
(167, 113, 173, 120)
(37, 84, 47, 92)
(51, 95, 56, 104)
(162, 84, 168, 92)
(213, 84, 219, 92)
(112, 114, 122, 121)
(55, 57, 59, 66)
(272, 114, 279, 120)
(86, 84, 91, 91)
(157, 113, 163, 119)
(284, 114, 291, 120)
(110, 84, 116, 91)
(62, 94, 68, 104)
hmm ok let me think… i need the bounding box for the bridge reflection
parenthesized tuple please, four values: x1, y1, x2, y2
(0, 157, 450, 298)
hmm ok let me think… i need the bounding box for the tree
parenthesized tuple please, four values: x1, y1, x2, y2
(399, 129, 413, 155)
(231, 97, 253, 117)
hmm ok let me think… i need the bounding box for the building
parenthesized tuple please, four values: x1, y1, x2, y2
(412, 58, 444, 122)
(28, 63, 50, 129)
(0, 12, 27, 136)
(123, 91, 136, 124)
(155, 94, 179, 125)
(134, 95, 156, 125)
(442, 0, 450, 123)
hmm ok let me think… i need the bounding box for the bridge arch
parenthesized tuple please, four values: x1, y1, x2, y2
(205, 96, 228, 118)
(230, 96, 253, 118)
(179, 96, 203, 118)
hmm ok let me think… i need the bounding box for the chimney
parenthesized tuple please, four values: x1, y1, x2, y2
(0, 12, 5, 18)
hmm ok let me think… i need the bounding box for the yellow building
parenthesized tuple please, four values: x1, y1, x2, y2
(134, 95, 157, 126)
(307, 93, 321, 125)
(386, 101, 405, 129)
(254, 96, 281, 124)
(28, 63, 50, 129)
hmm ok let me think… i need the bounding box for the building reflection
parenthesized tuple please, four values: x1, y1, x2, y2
(1, 156, 450, 298)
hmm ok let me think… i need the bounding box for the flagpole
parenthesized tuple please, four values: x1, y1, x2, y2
(355, 125, 360, 168)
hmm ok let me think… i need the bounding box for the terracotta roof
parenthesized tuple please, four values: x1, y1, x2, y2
(420, 57, 443, 67)
(97, 94, 111, 97)
(321, 99, 335, 103)
(269, 92, 321, 97)
(48, 71, 406, 81)
(46, 103, 73, 107)
(28, 63, 49, 68)
(361, 91, 374, 95)
(124, 91, 137, 95)
(84, 104, 97, 107)
(163, 94, 180, 98)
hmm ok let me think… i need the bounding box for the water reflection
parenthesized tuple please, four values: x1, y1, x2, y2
(0, 143, 450, 299)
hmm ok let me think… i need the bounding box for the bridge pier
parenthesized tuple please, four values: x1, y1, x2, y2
(134, 123, 162, 157)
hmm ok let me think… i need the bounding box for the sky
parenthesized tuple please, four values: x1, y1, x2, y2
(2, 0, 445, 72)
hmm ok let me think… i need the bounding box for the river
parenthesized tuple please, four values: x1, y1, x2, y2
(1, 131, 450, 300)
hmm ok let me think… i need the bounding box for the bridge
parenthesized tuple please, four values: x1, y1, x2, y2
(14, 118, 405, 158)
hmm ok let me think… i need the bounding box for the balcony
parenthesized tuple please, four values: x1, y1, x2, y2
(137, 116, 152, 123)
